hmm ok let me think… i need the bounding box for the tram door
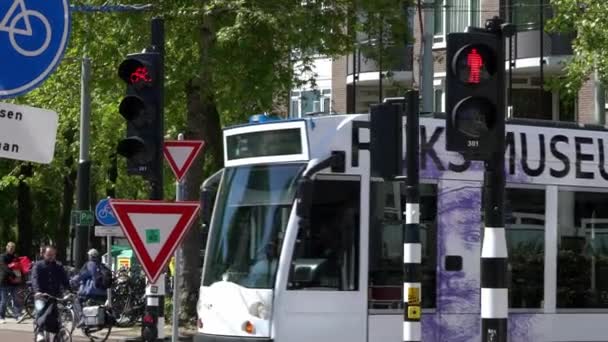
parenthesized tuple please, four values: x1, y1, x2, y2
(274, 177, 367, 342)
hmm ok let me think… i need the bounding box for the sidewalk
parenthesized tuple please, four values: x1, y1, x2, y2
(0, 317, 195, 341)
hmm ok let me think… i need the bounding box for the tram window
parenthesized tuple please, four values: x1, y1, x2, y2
(368, 182, 437, 309)
(288, 179, 360, 291)
(504, 188, 545, 309)
(557, 191, 608, 308)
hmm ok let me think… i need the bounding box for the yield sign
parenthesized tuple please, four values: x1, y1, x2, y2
(163, 140, 205, 181)
(109, 200, 200, 283)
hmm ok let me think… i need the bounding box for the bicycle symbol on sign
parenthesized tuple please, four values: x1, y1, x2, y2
(98, 204, 116, 220)
(0, 0, 51, 57)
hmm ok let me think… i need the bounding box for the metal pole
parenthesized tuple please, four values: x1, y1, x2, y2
(172, 133, 184, 342)
(403, 90, 421, 342)
(594, 66, 605, 125)
(143, 17, 165, 342)
(378, 16, 383, 104)
(539, 0, 544, 118)
(421, 0, 435, 113)
(75, 56, 92, 269)
(106, 235, 112, 304)
(481, 17, 508, 342)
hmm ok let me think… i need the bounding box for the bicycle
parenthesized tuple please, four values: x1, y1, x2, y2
(33, 293, 72, 342)
(73, 296, 115, 342)
(0, 0, 52, 57)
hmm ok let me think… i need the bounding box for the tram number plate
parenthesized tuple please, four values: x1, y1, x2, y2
(407, 287, 420, 305)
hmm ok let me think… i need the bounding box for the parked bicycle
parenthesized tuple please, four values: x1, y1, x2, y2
(111, 266, 146, 327)
(33, 293, 72, 342)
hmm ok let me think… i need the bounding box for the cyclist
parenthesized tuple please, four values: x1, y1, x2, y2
(72, 249, 109, 327)
(31, 245, 70, 342)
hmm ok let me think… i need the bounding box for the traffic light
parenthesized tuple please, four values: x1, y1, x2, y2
(116, 50, 163, 181)
(370, 102, 403, 179)
(445, 27, 504, 160)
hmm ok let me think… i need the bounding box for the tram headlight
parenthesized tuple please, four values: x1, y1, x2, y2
(248, 301, 270, 320)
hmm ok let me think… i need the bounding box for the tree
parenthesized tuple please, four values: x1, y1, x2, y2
(0, 0, 411, 321)
(162, 0, 411, 321)
(547, 0, 608, 96)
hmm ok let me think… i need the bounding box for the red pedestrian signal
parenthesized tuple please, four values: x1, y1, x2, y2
(467, 48, 483, 84)
(446, 31, 503, 161)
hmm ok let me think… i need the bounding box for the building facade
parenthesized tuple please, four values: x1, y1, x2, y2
(290, 0, 606, 125)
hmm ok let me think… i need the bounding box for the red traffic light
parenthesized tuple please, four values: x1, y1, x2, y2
(452, 44, 496, 85)
(118, 56, 157, 86)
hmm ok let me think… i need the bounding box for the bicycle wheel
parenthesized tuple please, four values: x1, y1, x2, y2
(23, 291, 36, 319)
(83, 324, 112, 342)
(59, 305, 76, 334)
(53, 328, 72, 342)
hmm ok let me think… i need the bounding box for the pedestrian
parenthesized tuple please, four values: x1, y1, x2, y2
(0, 241, 24, 323)
(31, 245, 70, 341)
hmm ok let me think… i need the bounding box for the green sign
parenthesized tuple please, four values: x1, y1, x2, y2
(71, 210, 94, 226)
(146, 229, 161, 244)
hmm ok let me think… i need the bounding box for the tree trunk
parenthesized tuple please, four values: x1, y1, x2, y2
(16, 163, 33, 258)
(179, 11, 224, 323)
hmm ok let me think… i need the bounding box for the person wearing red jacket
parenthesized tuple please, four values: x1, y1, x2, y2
(0, 242, 24, 323)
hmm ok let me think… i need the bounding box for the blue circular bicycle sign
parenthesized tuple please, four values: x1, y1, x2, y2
(96, 198, 118, 226)
(0, 0, 70, 99)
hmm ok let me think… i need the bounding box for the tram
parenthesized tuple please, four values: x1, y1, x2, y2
(195, 112, 608, 342)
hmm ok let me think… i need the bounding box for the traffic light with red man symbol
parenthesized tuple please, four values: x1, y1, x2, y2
(445, 22, 505, 161)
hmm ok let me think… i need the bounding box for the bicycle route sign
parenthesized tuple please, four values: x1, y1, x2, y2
(95, 197, 118, 226)
(0, 0, 71, 99)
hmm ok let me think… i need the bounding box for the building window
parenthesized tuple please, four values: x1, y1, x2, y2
(368, 182, 437, 309)
(510, 0, 544, 31)
(557, 191, 608, 308)
(505, 188, 545, 308)
(434, 0, 480, 46)
(290, 89, 332, 118)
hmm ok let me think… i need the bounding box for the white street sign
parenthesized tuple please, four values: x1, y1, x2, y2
(0, 102, 58, 164)
(94, 225, 125, 237)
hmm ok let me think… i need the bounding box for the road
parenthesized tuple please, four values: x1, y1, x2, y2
(0, 317, 141, 341)
(0, 329, 90, 341)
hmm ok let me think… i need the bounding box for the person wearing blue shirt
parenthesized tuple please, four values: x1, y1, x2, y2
(76, 249, 107, 302)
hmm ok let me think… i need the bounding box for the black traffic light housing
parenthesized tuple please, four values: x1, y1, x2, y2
(117, 51, 163, 180)
(445, 21, 506, 161)
(370, 102, 403, 179)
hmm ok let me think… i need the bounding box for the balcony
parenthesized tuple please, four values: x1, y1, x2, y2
(506, 4, 575, 74)
(346, 44, 413, 86)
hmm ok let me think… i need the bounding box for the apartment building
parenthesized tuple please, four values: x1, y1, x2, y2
(290, 0, 606, 125)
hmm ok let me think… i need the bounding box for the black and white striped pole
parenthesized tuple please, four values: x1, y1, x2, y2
(481, 138, 507, 342)
(480, 17, 511, 342)
(403, 90, 421, 341)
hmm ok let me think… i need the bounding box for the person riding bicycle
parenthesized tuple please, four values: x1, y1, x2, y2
(75, 249, 109, 302)
(72, 249, 111, 328)
(31, 245, 70, 342)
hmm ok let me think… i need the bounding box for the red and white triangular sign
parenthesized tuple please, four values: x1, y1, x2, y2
(109, 199, 200, 283)
(163, 140, 205, 181)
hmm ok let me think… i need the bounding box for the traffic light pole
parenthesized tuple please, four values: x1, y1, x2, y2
(74, 56, 92, 269)
(150, 17, 164, 201)
(480, 17, 511, 342)
(142, 17, 166, 342)
(403, 90, 421, 342)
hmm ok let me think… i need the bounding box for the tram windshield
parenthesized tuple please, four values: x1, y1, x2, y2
(202, 163, 306, 289)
